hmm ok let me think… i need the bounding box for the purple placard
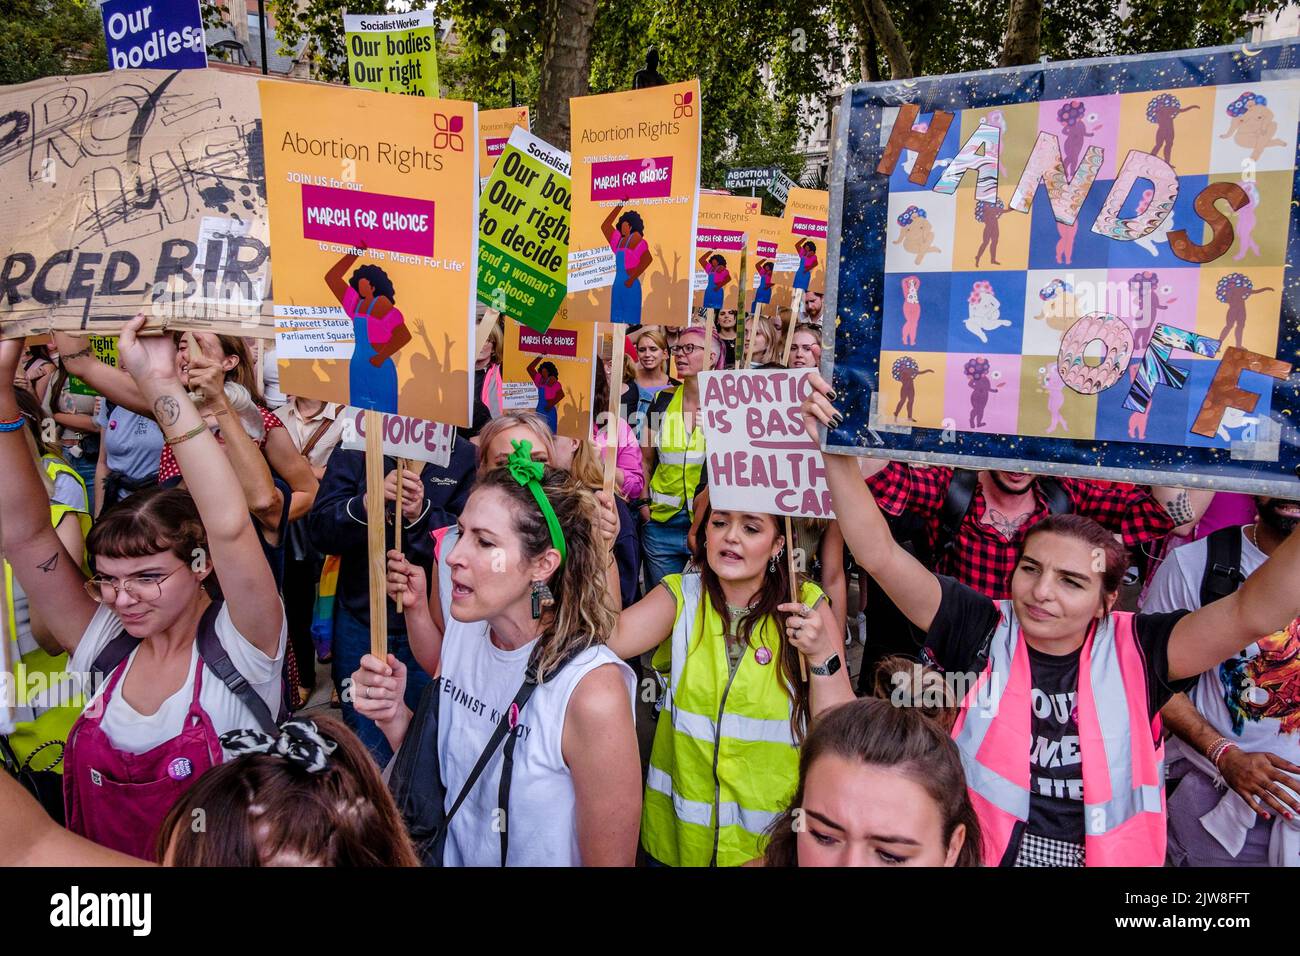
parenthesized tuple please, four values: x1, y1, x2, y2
(300, 183, 435, 257)
(590, 156, 674, 201)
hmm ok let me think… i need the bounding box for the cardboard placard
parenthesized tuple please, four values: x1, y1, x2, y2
(0, 70, 273, 338)
(339, 405, 454, 467)
(698, 368, 833, 519)
(500, 313, 597, 440)
(566, 80, 702, 327)
(477, 127, 570, 332)
(779, 187, 829, 296)
(825, 39, 1300, 496)
(479, 106, 531, 187)
(261, 80, 477, 425)
(343, 10, 440, 97)
(692, 193, 759, 317)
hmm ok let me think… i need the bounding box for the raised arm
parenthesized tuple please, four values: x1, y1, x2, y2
(53, 331, 150, 415)
(608, 582, 677, 660)
(1150, 485, 1214, 537)
(601, 203, 623, 240)
(1167, 522, 1300, 681)
(0, 341, 97, 654)
(801, 373, 942, 632)
(325, 247, 362, 304)
(117, 316, 282, 656)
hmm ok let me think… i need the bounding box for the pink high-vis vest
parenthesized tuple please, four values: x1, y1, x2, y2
(481, 364, 504, 418)
(950, 604, 1167, 867)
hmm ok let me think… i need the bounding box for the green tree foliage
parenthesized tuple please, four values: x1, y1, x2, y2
(0, 0, 107, 84)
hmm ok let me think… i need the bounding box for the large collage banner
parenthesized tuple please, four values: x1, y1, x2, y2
(0, 70, 273, 338)
(825, 40, 1300, 495)
(261, 81, 477, 425)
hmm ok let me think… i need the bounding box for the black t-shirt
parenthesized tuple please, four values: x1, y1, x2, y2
(923, 576, 1193, 856)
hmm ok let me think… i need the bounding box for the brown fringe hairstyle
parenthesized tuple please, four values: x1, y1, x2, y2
(88, 486, 207, 567)
(762, 697, 983, 867)
(689, 503, 810, 742)
(158, 715, 419, 867)
(474, 464, 617, 681)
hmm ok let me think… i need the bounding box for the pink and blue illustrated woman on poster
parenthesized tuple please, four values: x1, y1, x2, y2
(699, 250, 730, 311)
(325, 247, 411, 414)
(751, 259, 774, 312)
(602, 203, 654, 324)
(793, 239, 818, 292)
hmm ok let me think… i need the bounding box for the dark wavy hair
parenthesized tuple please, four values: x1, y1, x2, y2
(88, 485, 207, 567)
(538, 361, 559, 379)
(158, 715, 419, 867)
(616, 210, 645, 237)
(349, 264, 396, 303)
(762, 697, 983, 867)
(709, 254, 727, 268)
(1021, 513, 1129, 597)
(690, 504, 809, 741)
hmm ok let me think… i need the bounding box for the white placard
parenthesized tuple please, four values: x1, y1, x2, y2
(339, 405, 455, 467)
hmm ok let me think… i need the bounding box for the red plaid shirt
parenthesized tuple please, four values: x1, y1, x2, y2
(157, 406, 285, 483)
(866, 463, 1175, 599)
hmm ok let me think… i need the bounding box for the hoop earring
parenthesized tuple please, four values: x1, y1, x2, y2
(768, 557, 777, 575)
(530, 580, 555, 620)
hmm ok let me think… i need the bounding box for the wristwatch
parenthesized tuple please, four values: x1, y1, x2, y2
(810, 653, 842, 677)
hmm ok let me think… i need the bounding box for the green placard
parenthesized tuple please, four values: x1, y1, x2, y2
(67, 335, 117, 396)
(477, 127, 570, 333)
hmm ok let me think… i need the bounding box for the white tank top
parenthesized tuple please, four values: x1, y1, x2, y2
(437, 617, 635, 866)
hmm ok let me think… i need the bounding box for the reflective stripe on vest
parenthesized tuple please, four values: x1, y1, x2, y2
(648, 388, 706, 523)
(641, 573, 807, 867)
(951, 603, 1165, 867)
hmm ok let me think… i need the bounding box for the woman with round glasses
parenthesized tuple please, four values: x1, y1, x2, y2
(0, 317, 286, 860)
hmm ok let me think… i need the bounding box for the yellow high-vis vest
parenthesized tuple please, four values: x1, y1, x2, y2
(648, 387, 706, 523)
(4, 456, 91, 773)
(642, 572, 820, 866)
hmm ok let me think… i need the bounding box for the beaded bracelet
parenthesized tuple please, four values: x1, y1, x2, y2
(0, 415, 24, 432)
(1208, 737, 1238, 767)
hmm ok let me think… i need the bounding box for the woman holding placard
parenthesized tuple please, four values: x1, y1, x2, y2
(798, 371, 1300, 867)
(353, 442, 641, 866)
(609, 500, 854, 866)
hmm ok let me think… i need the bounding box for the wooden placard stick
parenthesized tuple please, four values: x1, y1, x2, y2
(364, 409, 389, 661)
(780, 294, 804, 367)
(602, 324, 625, 498)
(784, 514, 808, 682)
(476, 307, 500, 355)
(392, 456, 406, 615)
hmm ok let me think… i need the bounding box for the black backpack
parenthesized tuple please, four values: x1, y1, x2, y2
(90, 599, 286, 736)
(388, 645, 579, 867)
(1198, 525, 1247, 606)
(856, 468, 1071, 692)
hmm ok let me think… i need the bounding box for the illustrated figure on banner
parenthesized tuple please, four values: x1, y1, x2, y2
(1134, 189, 1175, 257)
(1234, 179, 1261, 261)
(699, 251, 730, 311)
(1221, 92, 1287, 162)
(1055, 220, 1079, 265)
(900, 275, 922, 346)
(527, 355, 565, 433)
(1128, 271, 1173, 357)
(793, 240, 818, 293)
(964, 280, 1010, 344)
(602, 203, 653, 324)
(1127, 362, 1152, 440)
(1057, 101, 1097, 179)
(1146, 93, 1200, 164)
(973, 198, 1007, 267)
(1216, 272, 1274, 349)
(325, 247, 411, 415)
(891, 355, 932, 422)
(1033, 278, 1079, 333)
(1037, 364, 1069, 434)
(978, 109, 1009, 176)
(900, 120, 951, 178)
(964, 356, 1001, 429)
(894, 205, 940, 265)
(1216, 406, 1260, 443)
(751, 259, 774, 314)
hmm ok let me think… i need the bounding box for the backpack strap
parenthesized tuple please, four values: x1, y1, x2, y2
(1038, 477, 1073, 516)
(90, 630, 139, 684)
(1200, 525, 1245, 607)
(938, 469, 979, 555)
(195, 599, 285, 734)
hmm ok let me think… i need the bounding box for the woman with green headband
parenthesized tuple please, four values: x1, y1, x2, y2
(352, 440, 641, 866)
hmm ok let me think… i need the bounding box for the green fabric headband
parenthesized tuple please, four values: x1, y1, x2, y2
(506, 439, 567, 565)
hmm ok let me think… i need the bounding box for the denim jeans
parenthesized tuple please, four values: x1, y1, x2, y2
(642, 511, 692, 593)
(331, 603, 432, 766)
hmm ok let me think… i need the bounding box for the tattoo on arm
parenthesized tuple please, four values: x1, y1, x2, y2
(1164, 490, 1195, 526)
(37, 553, 57, 573)
(153, 395, 181, 426)
(61, 346, 93, 362)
